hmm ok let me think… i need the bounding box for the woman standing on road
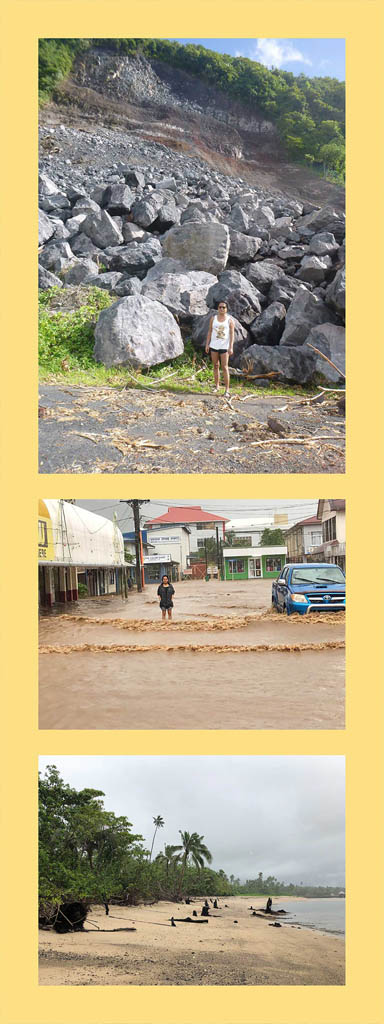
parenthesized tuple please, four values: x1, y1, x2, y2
(157, 574, 175, 623)
(205, 301, 234, 398)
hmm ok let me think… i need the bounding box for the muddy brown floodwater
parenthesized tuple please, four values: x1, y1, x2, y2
(39, 581, 345, 730)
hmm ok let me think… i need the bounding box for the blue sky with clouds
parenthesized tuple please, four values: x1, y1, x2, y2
(171, 39, 345, 80)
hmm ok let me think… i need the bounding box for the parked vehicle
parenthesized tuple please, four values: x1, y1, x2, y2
(272, 563, 346, 615)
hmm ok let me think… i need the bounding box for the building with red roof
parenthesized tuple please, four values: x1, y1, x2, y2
(145, 505, 229, 554)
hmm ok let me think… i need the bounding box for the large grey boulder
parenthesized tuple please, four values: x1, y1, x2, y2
(123, 168, 146, 188)
(71, 233, 103, 258)
(191, 311, 250, 359)
(93, 295, 184, 368)
(142, 271, 217, 319)
(144, 258, 186, 281)
(40, 192, 70, 214)
(297, 206, 345, 242)
(103, 184, 134, 214)
(82, 209, 123, 248)
(156, 199, 181, 230)
(62, 259, 99, 285)
(240, 344, 316, 384)
(38, 172, 57, 196)
(155, 176, 176, 192)
(85, 271, 125, 293)
(326, 268, 345, 316)
(306, 323, 345, 382)
(207, 269, 262, 326)
(39, 240, 74, 273)
(114, 277, 143, 297)
(65, 213, 88, 237)
(308, 232, 339, 256)
(280, 287, 336, 347)
(246, 259, 285, 294)
(270, 217, 294, 240)
(130, 193, 164, 228)
(107, 239, 162, 278)
(229, 230, 262, 264)
(228, 204, 250, 233)
(163, 222, 230, 275)
(269, 274, 306, 308)
(39, 210, 55, 246)
(249, 302, 286, 346)
(38, 264, 63, 290)
(248, 206, 275, 235)
(72, 197, 101, 216)
(122, 222, 147, 243)
(296, 254, 332, 283)
(278, 245, 309, 261)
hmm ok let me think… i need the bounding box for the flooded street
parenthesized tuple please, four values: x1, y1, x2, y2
(39, 580, 345, 730)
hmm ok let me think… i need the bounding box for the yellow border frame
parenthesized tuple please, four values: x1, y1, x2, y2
(2, 1, 384, 1022)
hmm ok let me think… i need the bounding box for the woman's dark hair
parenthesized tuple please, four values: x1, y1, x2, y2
(161, 574, 169, 583)
(217, 300, 228, 310)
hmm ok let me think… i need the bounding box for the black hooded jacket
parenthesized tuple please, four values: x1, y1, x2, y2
(157, 583, 175, 608)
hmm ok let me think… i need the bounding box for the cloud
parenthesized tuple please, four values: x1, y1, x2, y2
(251, 39, 313, 69)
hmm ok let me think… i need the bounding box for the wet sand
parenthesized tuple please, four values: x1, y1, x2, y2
(39, 896, 345, 986)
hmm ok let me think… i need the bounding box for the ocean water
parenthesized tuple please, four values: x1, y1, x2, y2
(276, 897, 345, 935)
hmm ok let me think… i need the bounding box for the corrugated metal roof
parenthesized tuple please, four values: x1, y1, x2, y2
(146, 505, 229, 525)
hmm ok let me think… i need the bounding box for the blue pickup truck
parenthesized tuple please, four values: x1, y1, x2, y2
(272, 562, 346, 615)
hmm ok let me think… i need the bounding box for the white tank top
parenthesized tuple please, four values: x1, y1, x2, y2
(210, 314, 231, 350)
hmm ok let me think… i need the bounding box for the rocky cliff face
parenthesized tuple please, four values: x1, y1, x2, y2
(39, 49, 345, 385)
(41, 49, 344, 209)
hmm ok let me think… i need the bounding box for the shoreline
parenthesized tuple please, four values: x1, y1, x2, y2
(39, 895, 345, 986)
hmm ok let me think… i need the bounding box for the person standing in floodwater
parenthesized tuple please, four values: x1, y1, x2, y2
(205, 301, 234, 398)
(157, 574, 175, 622)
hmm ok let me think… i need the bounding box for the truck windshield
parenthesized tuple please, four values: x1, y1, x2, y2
(291, 566, 345, 585)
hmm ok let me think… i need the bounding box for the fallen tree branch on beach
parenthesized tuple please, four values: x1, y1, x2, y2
(39, 639, 345, 655)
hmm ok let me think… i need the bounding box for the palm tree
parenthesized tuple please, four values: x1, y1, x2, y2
(155, 844, 180, 878)
(149, 815, 164, 861)
(174, 831, 213, 896)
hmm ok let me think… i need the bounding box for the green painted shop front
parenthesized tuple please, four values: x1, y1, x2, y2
(224, 554, 284, 580)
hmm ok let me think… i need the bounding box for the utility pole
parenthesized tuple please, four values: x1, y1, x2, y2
(215, 527, 220, 579)
(204, 538, 208, 579)
(120, 500, 149, 593)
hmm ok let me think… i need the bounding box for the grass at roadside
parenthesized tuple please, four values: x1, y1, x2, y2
(38, 286, 327, 399)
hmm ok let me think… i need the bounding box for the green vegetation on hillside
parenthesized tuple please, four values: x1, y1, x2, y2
(38, 38, 345, 181)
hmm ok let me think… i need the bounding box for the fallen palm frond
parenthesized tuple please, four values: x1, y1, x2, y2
(39, 640, 345, 655)
(42, 611, 345, 631)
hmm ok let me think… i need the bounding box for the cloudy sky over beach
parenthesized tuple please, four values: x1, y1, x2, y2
(39, 756, 345, 885)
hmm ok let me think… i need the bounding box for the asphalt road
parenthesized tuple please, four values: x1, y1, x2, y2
(38, 384, 345, 474)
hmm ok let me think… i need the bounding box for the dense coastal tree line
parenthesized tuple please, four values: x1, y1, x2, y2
(39, 768, 343, 912)
(38, 38, 345, 181)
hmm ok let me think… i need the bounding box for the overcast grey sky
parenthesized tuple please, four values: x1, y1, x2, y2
(73, 500, 319, 533)
(39, 756, 345, 885)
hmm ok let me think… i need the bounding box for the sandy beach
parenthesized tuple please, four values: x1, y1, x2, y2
(39, 896, 345, 986)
